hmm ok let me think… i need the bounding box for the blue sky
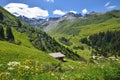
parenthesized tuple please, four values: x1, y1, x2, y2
(0, 0, 120, 18)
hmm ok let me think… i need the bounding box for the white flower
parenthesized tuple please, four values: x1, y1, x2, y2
(8, 67, 14, 70)
(61, 77, 64, 80)
(4, 72, 10, 75)
(51, 73, 54, 76)
(78, 62, 81, 64)
(92, 55, 97, 59)
(68, 65, 74, 70)
(101, 65, 104, 69)
(7, 62, 12, 66)
(7, 61, 20, 67)
(24, 66, 30, 69)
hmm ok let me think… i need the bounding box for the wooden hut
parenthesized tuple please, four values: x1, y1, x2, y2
(49, 52, 65, 62)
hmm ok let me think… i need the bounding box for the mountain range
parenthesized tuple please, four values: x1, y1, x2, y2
(18, 11, 113, 32)
(18, 12, 84, 31)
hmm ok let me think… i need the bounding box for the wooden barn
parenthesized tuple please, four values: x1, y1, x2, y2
(49, 52, 65, 62)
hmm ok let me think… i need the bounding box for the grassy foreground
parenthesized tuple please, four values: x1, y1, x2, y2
(0, 54, 120, 80)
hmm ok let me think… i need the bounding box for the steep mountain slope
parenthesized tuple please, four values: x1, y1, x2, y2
(49, 10, 120, 35)
(0, 24, 59, 75)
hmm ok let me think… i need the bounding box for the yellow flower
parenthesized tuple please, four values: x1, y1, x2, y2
(40, 64, 43, 73)
(35, 67, 39, 73)
(36, 61, 39, 66)
(0, 72, 4, 79)
(35, 61, 39, 73)
(48, 71, 51, 75)
(23, 59, 31, 65)
(30, 66, 34, 71)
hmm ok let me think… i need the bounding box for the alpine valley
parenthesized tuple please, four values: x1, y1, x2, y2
(0, 5, 120, 80)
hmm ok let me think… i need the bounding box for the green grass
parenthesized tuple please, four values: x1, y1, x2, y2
(77, 18, 120, 37)
(0, 41, 58, 64)
(34, 60, 120, 80)
(12, 28, 35, 48)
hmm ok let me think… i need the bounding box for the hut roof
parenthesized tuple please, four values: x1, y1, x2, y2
(49, 52, 65, 58)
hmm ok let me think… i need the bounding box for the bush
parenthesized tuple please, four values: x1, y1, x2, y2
(73, 46, 84, 50)
(15, 40, 22, 45)
(59, 37, 73, 46)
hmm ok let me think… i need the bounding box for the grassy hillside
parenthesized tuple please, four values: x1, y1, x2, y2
(0, 27, 59, 69)
(77, 18, 120, 37)
(0, 41, 58, 64)
(49, 10, 120, 35)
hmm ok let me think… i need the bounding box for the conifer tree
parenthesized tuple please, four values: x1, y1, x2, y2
(0, 25, 4, 40)
(0, 12, 3, 21)
(6, 26, 14, 41)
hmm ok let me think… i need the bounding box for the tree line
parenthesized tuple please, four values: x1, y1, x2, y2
(0, 24, 14, 42)
(80, 31, 120, 57)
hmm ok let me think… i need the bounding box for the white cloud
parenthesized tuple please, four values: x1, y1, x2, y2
(104, 2, 117, 9)
(82, 8, 88, 14)
(45, 0, 54, 3)
(4, 3, 49, 18)
(104, 2, 110, 7)
(107, 5, 116, 9)
(70, 10, 77, 14)
(53, 9, 66, 16)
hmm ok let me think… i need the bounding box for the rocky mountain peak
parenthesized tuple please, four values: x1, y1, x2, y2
(18, 12, 83, 30)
